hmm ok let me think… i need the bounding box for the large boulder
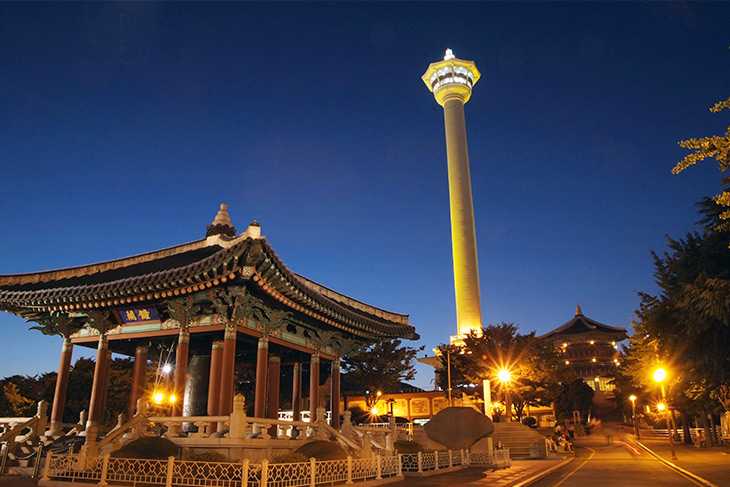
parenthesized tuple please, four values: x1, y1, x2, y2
(424, 407, 494, 450)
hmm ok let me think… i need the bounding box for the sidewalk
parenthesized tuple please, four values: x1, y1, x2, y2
(638, 438, 730, 487)
(388, 458, 569, 486)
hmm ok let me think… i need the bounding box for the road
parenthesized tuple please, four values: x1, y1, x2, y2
(530, 436, 700, 487)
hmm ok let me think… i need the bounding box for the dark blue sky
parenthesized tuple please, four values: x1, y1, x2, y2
(1, 3, 728, 388)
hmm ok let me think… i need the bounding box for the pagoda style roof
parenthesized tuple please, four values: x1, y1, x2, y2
(0, 210, 417, 341)
(540, 305, 627, 341)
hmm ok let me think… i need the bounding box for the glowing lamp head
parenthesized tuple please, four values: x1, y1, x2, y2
(656, 402, 667, 412)
(370, 407, 378, 416)
(497, 368, 512, 384)
(153, 391, 165, 405)
(161, 363, 173, 375)
(376, 390, 383, 397)
(629, 394, 637, 403)
(168, 394, 177, 405)
(653, 368, 667, 384)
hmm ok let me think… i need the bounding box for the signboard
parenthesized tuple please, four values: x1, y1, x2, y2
(116, 306, 160, 324)
(410, 397, 431, 417)
(432, 397, 449, 415)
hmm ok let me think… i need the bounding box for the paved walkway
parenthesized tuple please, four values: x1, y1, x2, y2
(529, 435, 698, 487)
(637, 438, 730, 486)
(388, 459, 566, 486)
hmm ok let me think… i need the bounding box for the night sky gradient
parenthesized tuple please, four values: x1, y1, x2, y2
(1, 3, 728, 389)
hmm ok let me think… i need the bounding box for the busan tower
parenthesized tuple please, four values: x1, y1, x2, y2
(423, 49, 483, 343)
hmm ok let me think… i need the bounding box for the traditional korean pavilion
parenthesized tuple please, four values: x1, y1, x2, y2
(0, 204, 418, 439)
(541, 305, 627, 392)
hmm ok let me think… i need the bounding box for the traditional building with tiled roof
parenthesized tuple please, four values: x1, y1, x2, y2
(0, 204, 417, 441)
(541, 305, 627, 393)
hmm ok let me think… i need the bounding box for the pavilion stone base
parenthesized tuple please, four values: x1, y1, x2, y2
(173, 436, 311, 462)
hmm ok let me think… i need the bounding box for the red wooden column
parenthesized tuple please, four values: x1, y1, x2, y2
(266, 356, 281, 417)
(207, 340, 223, 432)
(291, 362, 301, 421)
(86, 334, 109, 432)
(173, 329, 190, 416)
(330, 356, 341, 429)
(218, 324, 237, 415)
(309, 352, 320, 423)
(98, 348, 112, 419)
(49, 338, 74, 434)
(253, 337, 269, 418)
(128, 345, 148, 418)
(266, 356, 281, 436)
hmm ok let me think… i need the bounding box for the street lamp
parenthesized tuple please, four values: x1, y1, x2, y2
(629, 394, 640, 439)
(652, 367, 676, 460)
(496, 367, 513, 422)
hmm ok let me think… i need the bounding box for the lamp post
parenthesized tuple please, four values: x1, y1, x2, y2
(629, 394, 640, 439)
(653, 367, 676, 460)
(447, 348, 453, 407)
(497, 368, 512, 422)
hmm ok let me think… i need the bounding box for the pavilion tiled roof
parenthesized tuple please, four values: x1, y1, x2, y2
(0, 227, 417, 341)
(540, 305, 627, 340)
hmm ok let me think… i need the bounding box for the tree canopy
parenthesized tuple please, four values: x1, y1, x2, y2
(673, 95, 730, 234)
(622, 197, 730, 420)
(435, 323, 568, 420)
(340, 339, 423, 398)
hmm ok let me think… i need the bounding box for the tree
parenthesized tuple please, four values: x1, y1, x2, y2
(628, 196, 730, 443)
(554, 379, 594, 422)
(341, 339, 422, 403)
(673, 96, 730, 235)
(435, 323, 567, 420)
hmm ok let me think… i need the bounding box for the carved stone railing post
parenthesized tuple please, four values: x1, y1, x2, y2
(434, 451, 439, 471)
(309, 457, 316, 487)
(35, 400, 48, 437)
(346, 456, 353, 484)
(376, 455, 382, 480)
(230, 394, 247, 439)
(448, 450, 453, 468)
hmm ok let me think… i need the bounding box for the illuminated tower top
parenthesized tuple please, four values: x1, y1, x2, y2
(422, 49, 482, 106)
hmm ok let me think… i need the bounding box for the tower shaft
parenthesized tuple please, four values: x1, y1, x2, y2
(422, 49, 484, 341)
(443, 97, 482, 337)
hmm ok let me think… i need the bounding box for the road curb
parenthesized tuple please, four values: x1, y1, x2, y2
(630, 438, 719, 487)
(510, 456, 575, 487)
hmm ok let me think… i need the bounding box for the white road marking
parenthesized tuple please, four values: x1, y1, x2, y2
(550, 447, 596, 487)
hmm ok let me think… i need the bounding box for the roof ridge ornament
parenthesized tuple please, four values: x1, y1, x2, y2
(206, 203, 237, 238)
(575, 304, 583, 316)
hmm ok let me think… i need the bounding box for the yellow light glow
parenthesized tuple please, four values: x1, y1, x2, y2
(562, 342, 568, 348)
(169, 394, 177, 405)
(629, 394, 637, 402)
(653, 368, 667, 384)
(376, 390, 383, 397)
(656, 402, 667, 412)
(497, 368, 512, 384)
(589, 340, 595, 345)
(594, 377, 600, 382)
(153, 391, 165, 405)
(591, 357, 597, 363)
(565, 360, 570, 365)
(370, 407, 378, 416)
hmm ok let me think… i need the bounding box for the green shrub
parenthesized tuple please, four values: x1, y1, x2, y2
(112, 437, 179, 459)
(270, 452, 308, 464)
(393, 440, 424, 453)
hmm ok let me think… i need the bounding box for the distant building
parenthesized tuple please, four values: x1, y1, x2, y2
(541, 305, 628, 394)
